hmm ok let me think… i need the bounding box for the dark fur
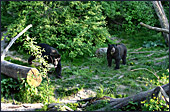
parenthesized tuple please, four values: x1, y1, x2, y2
(107, 44, 127, 69)
(28, 43, 62, 78)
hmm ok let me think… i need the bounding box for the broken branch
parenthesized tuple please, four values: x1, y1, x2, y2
(140, 22, 169, 34)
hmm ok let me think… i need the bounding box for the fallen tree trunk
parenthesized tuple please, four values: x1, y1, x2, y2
(1, 24, 42, 87)
(95, 83, 169, 111)
(45, 84, 169, 111)
(1, 60, 42, 87)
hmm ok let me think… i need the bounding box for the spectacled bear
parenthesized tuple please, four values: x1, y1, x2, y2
(107, 44, 127, 69)
(28, 43, 62, 78)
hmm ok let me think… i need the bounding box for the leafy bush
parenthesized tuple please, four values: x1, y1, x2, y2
(85, 99, 110, 111)
(1, 78, 23, 98)
(17, 79, 55, 104)
(141, 97, 169, 111)
(3, 1, 110, 58)
(101, 1, 158, 34)
(23, 36, 50, 77)
(143, 40, 166, 48)
(2, 1, 168, 58)
(1, 36, 56, 104)
(1, 1, 14, 31)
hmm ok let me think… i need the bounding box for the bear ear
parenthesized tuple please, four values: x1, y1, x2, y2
(108, 44, 111, 47)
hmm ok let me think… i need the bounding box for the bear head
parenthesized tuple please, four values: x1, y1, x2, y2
(108, 44, 117, 55)
(50, 47, 61, 67)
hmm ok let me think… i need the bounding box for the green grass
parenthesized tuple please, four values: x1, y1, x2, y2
(1, 31, 169, 111)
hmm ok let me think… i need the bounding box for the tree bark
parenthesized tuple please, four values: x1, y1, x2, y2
(1, 60, 42, 87)
(152, 1, 169, 46)
(1, 24, 42, 87)
(95, 83, 169, 111)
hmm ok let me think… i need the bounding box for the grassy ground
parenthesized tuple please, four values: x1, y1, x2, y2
(1, 31, 169, 111)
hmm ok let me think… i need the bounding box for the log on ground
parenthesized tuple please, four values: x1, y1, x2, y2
(95, 83, 169, 111)
(1, 60, 42, 87)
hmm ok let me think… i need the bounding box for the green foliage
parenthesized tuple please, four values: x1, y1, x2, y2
(119, 96, 169, 111)
(144, 69, 169, 89)
(17, 79, 55, 104)
(139, 70, 169, 111)
(96, 85, 115, 98)
(1, 75, 55, 104)
(1, 1, 169, 110)
(0, 70, 55, 104)
(2, 1, 168, 58)
(120, 101, 140, 111)
(23, 36, 49, 77)
(22, 36, 55, 104)
(1, 1, 14, 31)
(55, 86, 83, 98)
(4, 56, 30, 66)
(101, 1, 158, 34)
(66, 103, 79, 111)
(141, 97, 169, 111)
(1, 78, 23, 98)
(119, 31, 166, 48)
(1, 36, 56, 104)
(3, 1, 110, 58)
(85, 99, 110, 111)
(143, 40, 166, 48)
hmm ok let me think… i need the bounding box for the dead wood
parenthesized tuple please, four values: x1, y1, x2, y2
(152, 1, 169, 45)
(131, 68, 159, 79)
(140, 22, 169, 34)
(1, 24, 42, 87)
(46, 84, 168, 111)
(48, 103, 73, 111)
(1, 24, 32, 60)
(95, 83, 169, 111)
(129, 51, 157, 54)
(146, 53, 154, 57)
(134, 47, 143, 51)
(1, 60, 42, 87)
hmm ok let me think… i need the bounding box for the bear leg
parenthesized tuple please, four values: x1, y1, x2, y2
(115, 59, 120, 69)
(28, 55, 36, 64)
(55, 60, 62, 79)
(107, 57, 112, 67)
(122, 56, 126, 65)
(122, 48, 127, 65)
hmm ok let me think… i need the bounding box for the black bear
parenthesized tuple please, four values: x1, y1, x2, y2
(107, 44, 127, 69)
(28, 43, 62, 78)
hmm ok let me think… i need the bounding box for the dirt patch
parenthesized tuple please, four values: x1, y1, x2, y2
(1, 103, 43, 111)
(59, 89, 97, 103)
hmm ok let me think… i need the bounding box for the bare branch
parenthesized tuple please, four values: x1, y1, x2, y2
(140, 22, 169, 34)
(1, 24, 32, 60)
(129, 51, 157, 54)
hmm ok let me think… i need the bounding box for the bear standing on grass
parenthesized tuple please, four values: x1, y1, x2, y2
(107, 44, 127, 69)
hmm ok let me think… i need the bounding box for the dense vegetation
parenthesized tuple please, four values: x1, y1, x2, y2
(1, 1, 169, 111)
(2, 1, 169, 58)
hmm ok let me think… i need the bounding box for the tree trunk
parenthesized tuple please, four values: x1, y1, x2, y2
(1, 24, 42, 87)
(1, 60, 42, 87)
(152, 1, 169, 46)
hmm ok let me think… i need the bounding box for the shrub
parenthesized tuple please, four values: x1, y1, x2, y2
(3, 1, 110, 58)
(101, 1, 158, 34)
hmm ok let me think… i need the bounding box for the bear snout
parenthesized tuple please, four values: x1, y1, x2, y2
(111, 47, 115, 54)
